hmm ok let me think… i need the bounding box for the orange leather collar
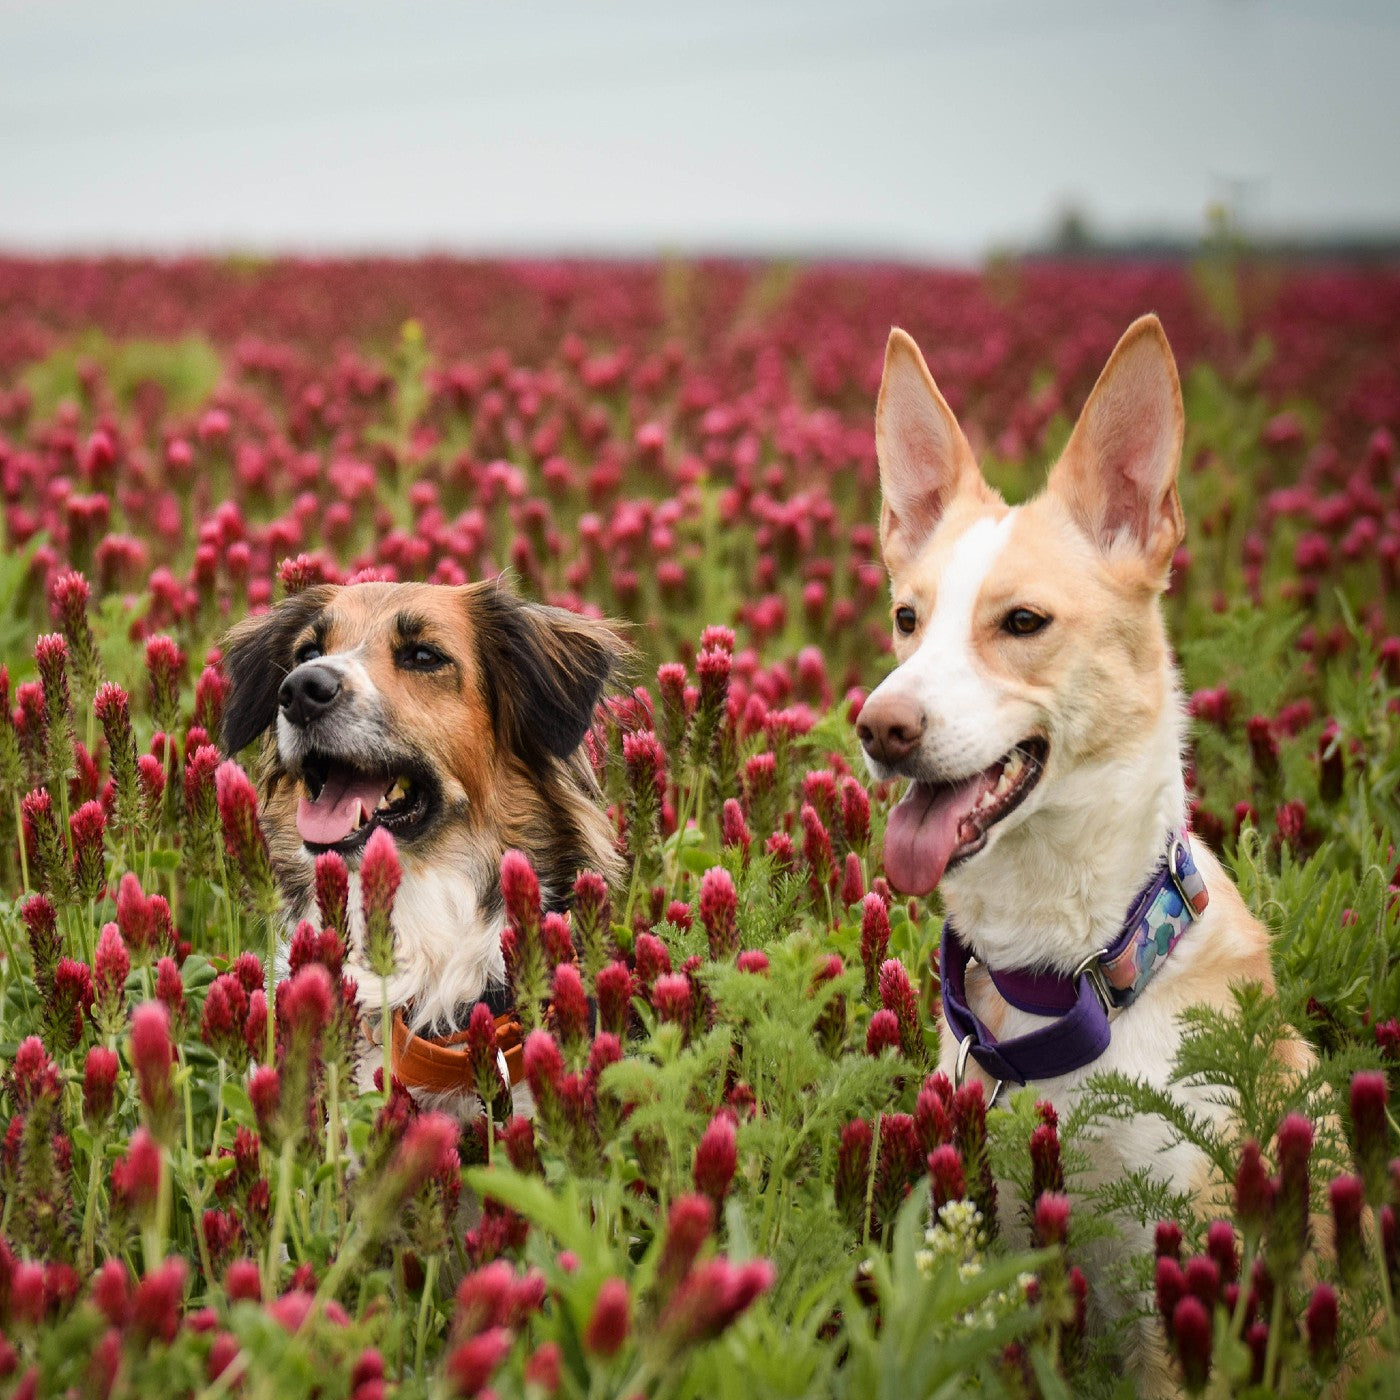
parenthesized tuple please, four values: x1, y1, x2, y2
(387, 1007, 525, 1097)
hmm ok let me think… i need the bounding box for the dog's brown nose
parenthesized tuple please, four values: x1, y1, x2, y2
(278, 664, 341, 727)
(857, 692, 926, 767)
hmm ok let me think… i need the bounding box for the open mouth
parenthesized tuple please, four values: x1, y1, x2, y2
(295, 751, 438, 854)
(883, 737, 1048, 896)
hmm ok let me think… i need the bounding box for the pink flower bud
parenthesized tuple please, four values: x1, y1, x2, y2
(540, 911, 573, 968)
(1305, 1282, 1339, 1373)
(840, 852, 865, 906)
(393, 1111, 459, 1198)
(249, 1065, 281, 1138)
(632, 932, 671, 994)
(1184, 1255, 1220, 1311)
(153, 956, 184, 1027)
(550, 963, 590, 1048)
(583, 1278, 630, 1358)
(1330, 1173, 1365, 1281)
(699, 866, 739, 960)
(524, 1341, 562, 1392)
(659, 1257, 773, 1347)
(92, 1259, 131, 1327)
(1155, 1219, 1183, 1261)
(445, 1327, 512, 1396)
(651, 972, 692, 1030)
(866, 1008, 900, 1056)
(736, 949, 769, 975)
(315, 850, 350, 933)
(215, 760, 275, 908)
(500, 1117, 540, 1175)
(11, 1035, 61, 1109)
(928, 1144, 966, 1213)
(1029, 1120, 1064, 1200)
(69, 799, 107, 901)
(283, 962, 333, 1039)
(500, 849, 541, 937)
(594, 961, 634, 1035)
(1170, 1294, 1212, 1393)
(720, 799, 751, 860)
(522, 1030, 564, 1103)
(694, 1113, 738, 1205)
(914, 1080, 952, 1154)
(83, 1045, 119, 1125)
(1156, 1255, 1185, 1322)
(657, 1193, 714, 1296)
(1234, 1139, 1275, 1237)
(225, 1258, 261, 1302)
(835, 1119, 874, 1229)
(94, 923, 130, 1016)
(1350, 1070, 1391, 1200)
(360, 827, 402, 977)
(130, 1257, 186, 1345)
(130, 1001, 175, 1134)
(840, 777, 871, 852)
(454, 1259, 516, 1335)
(112, 1128, 162, 1218)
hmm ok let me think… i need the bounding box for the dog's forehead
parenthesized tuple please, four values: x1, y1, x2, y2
(890, 496, 1011, 601)
(311, 583, 474, 649)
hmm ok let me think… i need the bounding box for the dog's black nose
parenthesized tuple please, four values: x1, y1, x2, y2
(278, 664, 341, 727)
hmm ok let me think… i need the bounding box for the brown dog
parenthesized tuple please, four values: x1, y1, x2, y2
(221, 580, 624, 1101)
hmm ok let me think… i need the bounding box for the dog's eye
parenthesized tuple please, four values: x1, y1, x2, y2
(894, 606, 917, 636)
(1003, 608, 1050, 637)
(294, 642, 322, 664)
(398, 644, 448, 672)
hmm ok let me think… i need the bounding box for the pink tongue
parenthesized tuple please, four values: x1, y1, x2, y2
(296, 771, 388, 845)
(883, 776, 986, 896)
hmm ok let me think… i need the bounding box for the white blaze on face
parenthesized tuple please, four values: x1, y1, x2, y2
(876, 510, 1020, 779)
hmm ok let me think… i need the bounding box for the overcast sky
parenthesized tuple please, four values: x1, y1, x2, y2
(2, 0, 1398, 259)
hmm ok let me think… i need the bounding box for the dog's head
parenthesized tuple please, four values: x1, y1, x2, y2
(858, 315, 1186, 897)
(222, 581, 623, 867)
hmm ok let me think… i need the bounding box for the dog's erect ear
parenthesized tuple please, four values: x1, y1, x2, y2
(471, 588, 627, 763)
(220, 586, 336, 755)
(1047, 315, 1185, 579)
(876, 328, 989, 569)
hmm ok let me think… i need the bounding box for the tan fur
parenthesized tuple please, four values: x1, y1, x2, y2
(866, 317, 1313, 1393)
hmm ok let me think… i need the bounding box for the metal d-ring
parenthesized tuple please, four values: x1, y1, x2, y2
(1072, 948, 1114, 1015)
(1166, 835, 1198, 916)
(955, 1033, 1005, 1109)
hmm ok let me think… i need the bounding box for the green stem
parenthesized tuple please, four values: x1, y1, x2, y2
(13, 794, 29, 892)
(861, 1113, 883, 1249)
(381, 972, 393, 1098)
(80, 1128, 106, 1272)
(326, 1063, 344, 1229)
(414, 1253, 441, 1376)
(263, 1137, 296, 1297)
(1262, 1275, 1286, 1389)
(207, 1060, 227, 1165)
(143, 1143, 173, 1272)
(1371, 1206, 1397, 1334)
(265, 916, 277, 1065)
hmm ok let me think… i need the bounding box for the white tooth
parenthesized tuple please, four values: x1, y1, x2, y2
(376, 793, 391, 811)
(1006, 753, 1023, 777)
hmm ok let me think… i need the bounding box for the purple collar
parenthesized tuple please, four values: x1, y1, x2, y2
(940, 830, 1210, 1091)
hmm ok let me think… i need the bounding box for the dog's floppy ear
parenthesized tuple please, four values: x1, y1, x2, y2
(1047, 315, 1185, 580)
(876, 328, 990, 571)
(220, 586, 336, 755)
(471, 587, 626, 763)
